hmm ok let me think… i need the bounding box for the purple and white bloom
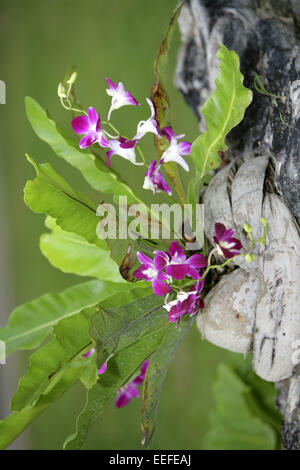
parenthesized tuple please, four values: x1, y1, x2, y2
(115, 361, 149, 408)
(71, 107, 110, 149)
(105, 77, 139, 121)
(158, 241, 207, 281)
(106, 137, 142, 167)
(143, 160, 172, 196)
(135, 98, 160, 139)
(133, 251, 172, 296)
(160, 127, 192, 172)
(164, 280, 205, 324)
(213, 223, 242, 259)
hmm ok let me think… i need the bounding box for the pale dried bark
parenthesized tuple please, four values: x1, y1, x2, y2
(175, 0, 300, 449)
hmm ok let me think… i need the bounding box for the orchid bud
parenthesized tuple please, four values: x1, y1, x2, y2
(243, 222, 252, 233)
(67, 71, 77, 85)
(57, 83, 66, 98)
(245, 252, 256, 262)
(259, 217, 268, 245)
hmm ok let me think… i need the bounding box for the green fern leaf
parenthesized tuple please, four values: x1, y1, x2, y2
(189, 44, 252, 200)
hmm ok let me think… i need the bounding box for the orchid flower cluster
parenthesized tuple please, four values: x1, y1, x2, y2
(133, 220, 268, 326)
(82, 219, 267, 409)
(60, 76, 191, 197)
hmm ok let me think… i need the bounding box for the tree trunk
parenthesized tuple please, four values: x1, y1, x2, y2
(175, 0, 300, 449)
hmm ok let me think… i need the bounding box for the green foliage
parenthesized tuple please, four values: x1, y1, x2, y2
(24, 155, 123, 282)
(79, 355, 99, 390)
(141, 316, 193, 448)
(189, 44, 253, 205)
(0, 278, 129, 355)
(90, 293, 169, 367)
(40, 217, 123, 282)
(203, 360, 282, 450)
(0, 361, 85, 450)
(64, 331, 167, 450)
(11, 309, 95, 411)
(24, 155, 99, 245)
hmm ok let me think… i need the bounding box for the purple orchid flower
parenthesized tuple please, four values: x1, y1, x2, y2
(105, 77, 139, 121)
(115, 361, 149, 408)
(106, 137, 143, 167)
(165, 280, 205, 325)
(133, 251, 172, 296)
(143, 160, 172, 196)
(135, 98, 160, 139)
(213, 223, 242, 259)
(71, 107, 110, 149)
(160, 127, 192, 172)
(157, 241, 207, 281)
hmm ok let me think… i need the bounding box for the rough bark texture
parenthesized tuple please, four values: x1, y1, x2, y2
(175, 0, 300, 449)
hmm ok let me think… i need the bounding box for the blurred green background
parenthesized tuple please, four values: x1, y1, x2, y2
(0, 0, 247, 449)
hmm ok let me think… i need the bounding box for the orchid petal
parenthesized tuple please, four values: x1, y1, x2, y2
(136, 251, 153, 266)
(99, 134, 110, 148)
(127, 385, 140, 398)
(140, 360, 150, 376)
(187, 267, 201, 279)
(79, 134, 96, 149)
(88, 107, 98, 127)
(168, 241, 185, 259)
(214, 223, 227, 240)
(161, 126, 175, 141)
(222, 228, 235, 241)
(154, 251, 169, 270)
(132, 361, 149, 386)
(105, 77, 118, 90)
(106, 149, 114, 167)
(178, 141, 192, 155)
(146, 98, 155, 118)
(119, 139, 137, 149)
(125, 91, 139, 106)
(97, 360, 107, 375)
(161, 144, 189, 172)
(152, 279, 172, 296)
(143, 160, 171, 195)
(132, 266, 147, 280)
(166, 264, 189, 280)
(83, 347, 95, 358)
(232, 238, 242, 250)
(71, 115, 90, 134)
(156, 270, 169, 282)
(220, 246, 236, 259)
(186, 254, 208, 268)
(115, 391, 131, 408)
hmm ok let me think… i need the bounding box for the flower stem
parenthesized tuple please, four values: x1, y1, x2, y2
(60, 97, 88, 116)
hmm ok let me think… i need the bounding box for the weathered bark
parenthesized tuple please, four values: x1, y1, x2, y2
(175, 0, 300, 449)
